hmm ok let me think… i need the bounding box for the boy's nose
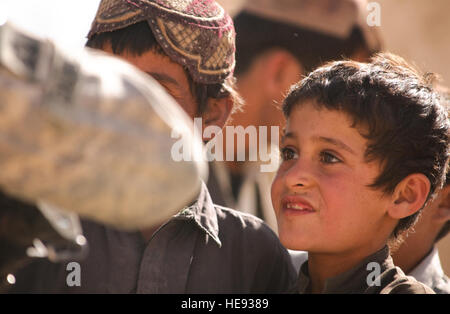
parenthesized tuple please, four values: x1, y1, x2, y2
(283, 158, 315, 191)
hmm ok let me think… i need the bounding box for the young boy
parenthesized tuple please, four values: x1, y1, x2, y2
(271, 53, 449, 294)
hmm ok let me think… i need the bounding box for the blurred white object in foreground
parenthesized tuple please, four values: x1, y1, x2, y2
(0, 0, 101, 49)
(0, 22, 207, 230)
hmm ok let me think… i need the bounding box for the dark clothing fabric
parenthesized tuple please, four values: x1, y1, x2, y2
(9, 183, 297, 294)
(298, 246, 435, 294)
(206, 161, 231, 208)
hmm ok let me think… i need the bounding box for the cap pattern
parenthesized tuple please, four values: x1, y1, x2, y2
(88, 0, 235, 84)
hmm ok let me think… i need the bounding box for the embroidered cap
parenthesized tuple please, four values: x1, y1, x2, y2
(88, 0, 236, 84)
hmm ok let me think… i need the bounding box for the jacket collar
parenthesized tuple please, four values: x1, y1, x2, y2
(298, 245, 392, 294)
(174, 181, 222, 247)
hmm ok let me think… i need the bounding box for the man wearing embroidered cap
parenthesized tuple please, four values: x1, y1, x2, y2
(9, 0, 297, 294)
(87, 0, 239, 120)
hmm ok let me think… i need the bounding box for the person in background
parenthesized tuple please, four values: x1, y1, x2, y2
(391, 88, 450, 294)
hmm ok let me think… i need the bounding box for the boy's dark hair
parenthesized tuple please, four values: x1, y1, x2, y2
(283, 53, 449, 239)
(233, 12, 378, 76)
(86, 21, 240, 114)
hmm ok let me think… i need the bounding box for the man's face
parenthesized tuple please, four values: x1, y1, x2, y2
(104, 46, 199, 118)
(271, 101, 394, 254)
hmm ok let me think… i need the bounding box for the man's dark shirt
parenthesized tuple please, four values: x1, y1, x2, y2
(9, 183, 297, 293)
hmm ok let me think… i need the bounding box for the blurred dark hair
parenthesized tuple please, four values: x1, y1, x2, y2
(233, 12, 378, 76)
(283, 52, 449, 239)
(435, 88, 450, 243)
(436, 221, 450, 243)
(86, 21, 240, 114)
(435, 173, 449, 243)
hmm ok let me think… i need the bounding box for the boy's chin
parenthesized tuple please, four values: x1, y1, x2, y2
(278, 232, 313, 252)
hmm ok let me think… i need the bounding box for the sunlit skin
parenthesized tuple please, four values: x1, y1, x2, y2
(102, 45, 199, 118)
(271, 101, 401, 292)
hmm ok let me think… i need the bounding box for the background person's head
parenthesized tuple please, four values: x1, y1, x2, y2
(392, 89, 450, 273)
(434, 179, 450, 244)
(406, 173, 450, 245)
(86, 0, 240, 134)
(434, 85, 450, 243)
(272, 53, 449, 254)
(225, 0, 382, 132)
(407, 87, 450, 246)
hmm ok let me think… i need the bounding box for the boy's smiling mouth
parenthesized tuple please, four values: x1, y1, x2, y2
(281, 196, 316, 215)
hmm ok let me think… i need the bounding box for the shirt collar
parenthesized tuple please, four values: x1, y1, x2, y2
(174, 181, 222, 248)
(408, 246, 444, 288)
(298, 246, 392, 294)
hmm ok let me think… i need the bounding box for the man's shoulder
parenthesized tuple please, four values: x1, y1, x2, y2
(211, 204, 288, 251)
(213, 204, 275, 235)
(210, 205, 297, 293)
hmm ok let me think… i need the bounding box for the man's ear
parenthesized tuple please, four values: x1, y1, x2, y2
(433, 184, 450, 224)
(260, 49, 303, 102)
(388, 174, 431, 219)
(201, 95, 232, 140)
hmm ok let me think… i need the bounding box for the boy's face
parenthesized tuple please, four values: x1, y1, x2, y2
(271, 101, 396, 253)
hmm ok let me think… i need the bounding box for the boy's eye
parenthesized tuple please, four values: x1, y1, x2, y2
(320, 151, 341, 164)
(280, 147, 298, 161)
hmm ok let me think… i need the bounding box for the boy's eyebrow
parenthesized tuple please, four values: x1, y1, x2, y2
(281, 132, 356, 155)
(314, 136, 356, 155)
(145, 72, 180, 87)
(281, 131, 297, 143)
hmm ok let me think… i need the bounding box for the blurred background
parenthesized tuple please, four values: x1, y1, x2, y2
(1, 0, 450, 274)
(378, 0, 450, 87)
(0, 0, 101, 50)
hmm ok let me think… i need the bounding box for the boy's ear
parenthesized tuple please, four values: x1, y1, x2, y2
(388, 173, 431, 219)
(201, 95, 232, 140)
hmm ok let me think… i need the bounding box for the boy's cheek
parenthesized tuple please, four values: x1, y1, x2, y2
(270, 175, 284, 213)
